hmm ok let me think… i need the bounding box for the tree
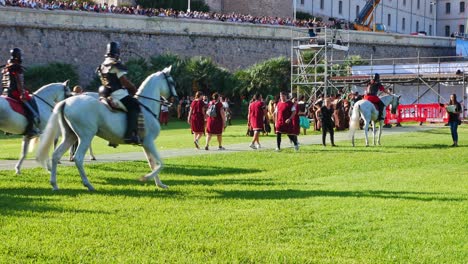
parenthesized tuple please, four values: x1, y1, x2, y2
(25, 62, 79, 92)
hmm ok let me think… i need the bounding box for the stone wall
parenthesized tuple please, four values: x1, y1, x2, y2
(0, 7, 455, 87)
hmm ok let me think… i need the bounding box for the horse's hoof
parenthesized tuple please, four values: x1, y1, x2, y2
(84, 184, 95, 192)
(157, 183, 168, 189)
(15, 169, 20, 175)
(91, 157, 96, 161)
(139, 176, 148, 182)
(51, 184, 59, 191)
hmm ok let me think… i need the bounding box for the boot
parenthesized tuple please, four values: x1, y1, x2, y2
(23, 101, 41, 137)
(377, 101, 385, 120)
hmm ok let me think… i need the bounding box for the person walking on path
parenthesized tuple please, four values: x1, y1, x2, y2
(187, 91, 206, 149)
(318, 98, 336, 147)
(274, 91, 299, 151)
(247, 93, 266, 149)
(447, 94, 462, 147)
(205, 92, 226, 150)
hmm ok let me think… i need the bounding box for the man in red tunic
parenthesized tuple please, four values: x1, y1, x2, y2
(274, 91, 299, 151)
(364, 73, 390, 120)
(187, 91, 206, 149)
(247, 93, 266, 149)
(205, 92, 226, 150)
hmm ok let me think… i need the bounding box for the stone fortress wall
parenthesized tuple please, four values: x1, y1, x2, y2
(0, 7, 455, 87)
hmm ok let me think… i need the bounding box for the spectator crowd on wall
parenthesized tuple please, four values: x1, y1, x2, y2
(1, 0, 337, 29)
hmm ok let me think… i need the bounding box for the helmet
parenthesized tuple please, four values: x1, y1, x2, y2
(373, 73, 380, 82)
(105, 42, 120, 58)
(10, 48, 22, 62)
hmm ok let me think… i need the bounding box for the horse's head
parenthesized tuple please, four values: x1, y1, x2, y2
(34, 80, 73, 103)
(390, 94, 401, 114)
(160, 66, 178, 103)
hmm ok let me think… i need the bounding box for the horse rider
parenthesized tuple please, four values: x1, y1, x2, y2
(364, 73, 390, 120)
(96, 41, 140, 144)
(1, 48, 40, 136)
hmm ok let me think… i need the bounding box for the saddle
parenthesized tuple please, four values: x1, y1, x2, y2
(2, 95, 26, 115)
(100, 97, 128, 112)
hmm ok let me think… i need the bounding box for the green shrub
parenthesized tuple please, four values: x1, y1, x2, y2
(24, 62, 79, 92)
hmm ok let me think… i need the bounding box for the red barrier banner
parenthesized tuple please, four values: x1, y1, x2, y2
(385, 103, 448, 124)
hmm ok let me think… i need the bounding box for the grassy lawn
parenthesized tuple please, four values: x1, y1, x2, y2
(0, 126, 466, 263)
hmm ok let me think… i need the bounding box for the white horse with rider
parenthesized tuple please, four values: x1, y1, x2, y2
(36, 66, 177, 191)
(349, 93, 400, 146)
(0, 81, 72, 174)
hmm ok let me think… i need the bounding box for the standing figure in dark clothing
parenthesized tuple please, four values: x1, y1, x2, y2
(2, 48, 40, 136)
(97, 41, 140, 144)
(447, 94, 462, 147)
(318, 98, 336, 146)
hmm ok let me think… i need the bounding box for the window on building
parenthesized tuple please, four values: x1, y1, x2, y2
(429, 25, 433, 36)
(417, 0, 420, 9)
(356, 5, 360, 18)
(445, 25, 451, 36)
(461, 2, 465, 12)
(300, 0, 305, 5)
(460, 25, 465, 34)
(339, 1, 343, 14)
(416, 21, 419, 32)
(402, 18, 406, 31)
(430, 4, 433, 14)
(403, 0, 406, 6)
(320, 0, 324, 9)
(387, 14, 391, 26)
(446, 3, 451, 14)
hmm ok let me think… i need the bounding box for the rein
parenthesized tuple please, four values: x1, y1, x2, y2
(33, 85, 70, 109)
(33, 94, 55, 109)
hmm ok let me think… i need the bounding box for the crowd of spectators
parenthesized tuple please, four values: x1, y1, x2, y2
(1, 0, 336, 28)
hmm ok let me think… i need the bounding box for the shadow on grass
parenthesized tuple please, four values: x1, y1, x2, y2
(213, 189, 466, 202)
(388, 144, 457, 149)
(0, 185, 182, 216)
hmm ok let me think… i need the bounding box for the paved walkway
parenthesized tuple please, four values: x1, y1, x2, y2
(0, 124, 444, 171)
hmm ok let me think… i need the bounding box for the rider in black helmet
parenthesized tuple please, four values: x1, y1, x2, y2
(364, 73, 390, 120)
(2, 48, 40, 136)
(96, 41, 141, 144)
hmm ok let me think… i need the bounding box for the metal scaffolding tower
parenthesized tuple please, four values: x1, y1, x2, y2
(290, 27, 350, 99)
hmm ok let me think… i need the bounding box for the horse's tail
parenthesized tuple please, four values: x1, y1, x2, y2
(28, 137, 39, 153)
(36, 101, 65, 169)
(349, 102, 361, 133)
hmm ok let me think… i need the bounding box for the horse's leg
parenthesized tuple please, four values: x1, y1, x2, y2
(50, 135, 76, 191)
(363, 119, 370, 147)
(15, 136, 30, 175)
(372, 120, 377, 146)
(72, 136, 95, 191)
(378, 120, 383, 145)
(140, 142, 167, 189)
(89, 145, 96, 161)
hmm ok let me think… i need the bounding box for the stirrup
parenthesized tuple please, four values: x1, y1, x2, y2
(124, 136, 141, 145)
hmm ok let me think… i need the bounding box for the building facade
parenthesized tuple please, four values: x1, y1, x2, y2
(206, 0, 467, 37)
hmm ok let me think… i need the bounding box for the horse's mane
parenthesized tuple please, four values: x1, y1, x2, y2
(136, 72, 163, 95)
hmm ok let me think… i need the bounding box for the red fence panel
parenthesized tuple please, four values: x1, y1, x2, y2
(385, 103, 448, 124)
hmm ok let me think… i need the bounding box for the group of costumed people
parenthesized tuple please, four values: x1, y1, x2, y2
(1, 42, 142, 144)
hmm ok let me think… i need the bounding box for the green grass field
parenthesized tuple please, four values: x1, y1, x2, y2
(0, 125, 467, 263)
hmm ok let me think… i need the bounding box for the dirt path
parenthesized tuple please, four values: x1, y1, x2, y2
(0, 124, 444, 172)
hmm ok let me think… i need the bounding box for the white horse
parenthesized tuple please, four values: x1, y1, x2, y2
(349, 94, 400, 147)
(36, 67, 177, 191)
(0, 81, 72, 174)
